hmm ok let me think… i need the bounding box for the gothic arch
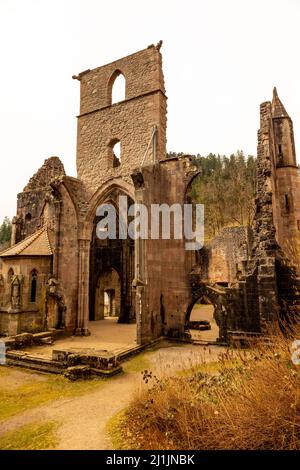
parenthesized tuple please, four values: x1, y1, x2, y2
(107, 69, 126, 105)
(7, 268, 14, 283)
(82, 179, 135, 239)
(186, 280, 229, 342)
(29, 269, 38, 303)
(108, 138, 121, 168)
(184, 168, 202, 203)
(185, 283, 219, 324)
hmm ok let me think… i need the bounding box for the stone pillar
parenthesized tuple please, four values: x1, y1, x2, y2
(135, 284, 144, 345)
(76, 238, 90, 335)
(53, 199, 62, 277)
(254, 101, 280, 328)
(131, 171, 148, 344)
(10, 217, 18, 246)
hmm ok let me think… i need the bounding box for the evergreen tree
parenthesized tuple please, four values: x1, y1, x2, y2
(168, 151, 256, 240)
(0, 217, 12, 249)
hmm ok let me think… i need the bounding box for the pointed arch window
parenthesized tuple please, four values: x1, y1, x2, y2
(7, 268, 14, 283)
(112, 140, 121, 167)
(108, 138, 121, 167)
(30, 269, 37, 303)
(108, 70, 126, 105)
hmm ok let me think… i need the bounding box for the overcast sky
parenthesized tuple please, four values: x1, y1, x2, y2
(0, 0, 300, 222)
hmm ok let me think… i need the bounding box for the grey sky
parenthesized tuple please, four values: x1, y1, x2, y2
(0, 0, 299, 222)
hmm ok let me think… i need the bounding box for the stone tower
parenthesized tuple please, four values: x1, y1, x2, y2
(271, 87, 300, 267)
(74, 44, 167, 194)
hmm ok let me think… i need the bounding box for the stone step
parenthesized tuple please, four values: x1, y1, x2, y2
(39, 337, 54, 345)
(192, 340, 209, 346)
(6, 351, 66, 374)
(91, 366, 122, 377)
(32, 332, 53, 340)
(6, 358, 65, 374)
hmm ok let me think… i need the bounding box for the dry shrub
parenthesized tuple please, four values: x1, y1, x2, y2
(121, 330, 300, 450)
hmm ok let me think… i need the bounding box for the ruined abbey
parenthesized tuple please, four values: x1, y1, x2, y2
(1, 43, 300, 347)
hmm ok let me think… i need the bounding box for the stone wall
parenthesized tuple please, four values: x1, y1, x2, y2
(15, 157, 66, 243)
(132, 155, 200, 343)
(0, 311, 44, 336)
(3, 47, 300, 344)
(269, 90, 300, 270)
(198, 226, 251, 283)
(51, 181, 79, 332)
(186, 92, 300, 339)
(273, 166, 300, 267)
(75, 45, 167, 195)
(0, 256, 51, 335)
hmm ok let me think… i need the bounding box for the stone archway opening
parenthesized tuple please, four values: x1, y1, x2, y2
(104, 290, 115, 317)
(94, 268, 121, 320)
(88, 190, 135, 327)
(186, 295, 220, 342)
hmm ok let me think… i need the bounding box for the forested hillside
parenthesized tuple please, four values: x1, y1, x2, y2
(168, 151, 256, 240)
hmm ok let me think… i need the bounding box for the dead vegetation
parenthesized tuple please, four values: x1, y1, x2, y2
(113, 329, 300, 450)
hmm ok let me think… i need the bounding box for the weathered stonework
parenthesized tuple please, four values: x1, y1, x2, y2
(0, 45, 299, 347)
(75, 45, 167, 194)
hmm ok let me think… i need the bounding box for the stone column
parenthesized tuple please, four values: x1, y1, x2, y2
(76, 238, 91, 336)
(132, 173, 147, 344)
(53, 199, 62, 277)
(10, 217, 18, 246)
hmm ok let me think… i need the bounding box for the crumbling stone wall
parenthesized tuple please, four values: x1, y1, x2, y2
(71, 44, 167, 337)
(187, 90, 300, 341)
(0, 157, 80, 336)
(197, 226, 251, 283)
(49, 181, 79, 333)
(75, 44, 167, 195)
(2, 46, 300, 344)
(132, 155, 201, 343)
(15, 157, 66, 243)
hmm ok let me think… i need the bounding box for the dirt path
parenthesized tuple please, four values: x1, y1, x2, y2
(0, 344, 225, 449)
(0, 372, 140, 450)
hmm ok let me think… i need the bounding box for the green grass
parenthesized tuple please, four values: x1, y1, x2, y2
(0, 421, 59, 450)
(106, 409, 129, 450)
(176, 356, 244, 377)
(122, 352, 151, 374)
(0, 366, 9, 377)
(0, 370, 108, 422)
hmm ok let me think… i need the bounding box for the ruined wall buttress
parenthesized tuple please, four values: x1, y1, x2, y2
(133, 157, 199, 343)
(253, 101, 279, 325)
(16, 157, 66, 242)
(53, 183, 79, 332)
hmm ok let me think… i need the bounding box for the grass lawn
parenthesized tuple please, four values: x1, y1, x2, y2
(0, 366, 107, 422)
(0, 421, 59, 450)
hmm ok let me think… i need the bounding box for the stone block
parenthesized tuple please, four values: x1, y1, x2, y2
(14, 333, 34, 348)
(64, 365, 91, 381)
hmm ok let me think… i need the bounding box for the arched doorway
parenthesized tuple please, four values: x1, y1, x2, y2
(186, 295, 219, 342)
(89, 188, 135, 324)
(185, 280, 228, 342)
(94, 268, 121, 320)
